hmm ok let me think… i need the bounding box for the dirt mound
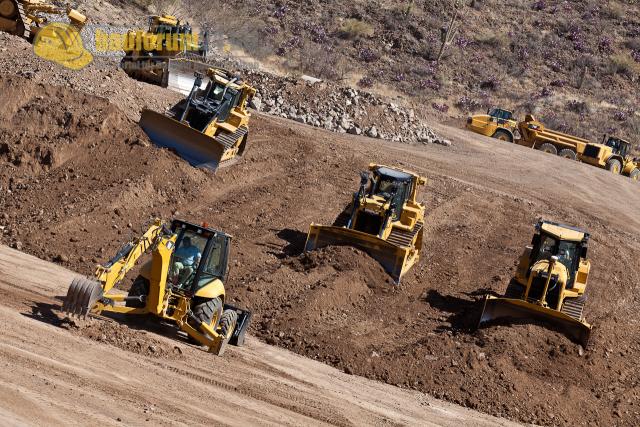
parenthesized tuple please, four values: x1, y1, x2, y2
(0, 75, 147, 173)
(64, 317, 185, 359)
(251, 246, 390, 348)
(1, 49, 639, 425)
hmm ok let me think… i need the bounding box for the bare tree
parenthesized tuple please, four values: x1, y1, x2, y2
(436, 1, 462, 63)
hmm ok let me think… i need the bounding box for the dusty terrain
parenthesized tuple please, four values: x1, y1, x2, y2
(1, 21, 640, 427)
(0, 246, 515, 426)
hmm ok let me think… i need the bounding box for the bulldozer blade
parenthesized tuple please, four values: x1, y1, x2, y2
(224, 304, 252, 347)
(62, 278, 104, 318)
(139, 109, 226, 171)
(305, 225, 409, 284)
(166, 59, 211, 95)
(478, 296, 592, 347)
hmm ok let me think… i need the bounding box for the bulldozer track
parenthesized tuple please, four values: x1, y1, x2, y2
(560, 297, 585, 321)
(387, 222, 423, 248)
(215, 126, 248, 150)
(16, 1, 30, 38)
(156, 363, 353, 426)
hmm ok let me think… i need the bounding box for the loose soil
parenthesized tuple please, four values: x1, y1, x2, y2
(1, 33, 639, 426)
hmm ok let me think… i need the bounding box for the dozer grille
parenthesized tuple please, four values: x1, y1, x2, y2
(215, 126, 248, 150)
(332, 209, 352, 228)
(560, 297, 585, 321)
(527, 274, 561, 309)
(387, 222, 424, 248)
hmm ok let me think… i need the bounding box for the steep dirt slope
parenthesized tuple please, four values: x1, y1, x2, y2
(1, 30, 640, 426)
(0, 246, 514, 426)
(0, 69, 639, 426)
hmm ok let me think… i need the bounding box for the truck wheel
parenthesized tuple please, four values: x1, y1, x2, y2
(606, 158, 622, 174)
(629, 168, 640, 182)
(190, 297, 223, 342)
(558, 149, 577, 160)
(492, 129, 513, 142)
(539, 143, 557, 155)
(125, 276, 149, 308)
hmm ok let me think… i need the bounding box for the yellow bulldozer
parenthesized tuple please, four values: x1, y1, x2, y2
(305, 164, 427, 283)
(63, 219, 251, 355)
(0, 0, 86, 40)
(579, 135, 640, 181)
(140, 68, 257, 171)
(478, 220, 592, 346)
(121, 14, 209, 93)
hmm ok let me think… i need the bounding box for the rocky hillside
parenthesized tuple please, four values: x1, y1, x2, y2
(133, 0, 640, 151)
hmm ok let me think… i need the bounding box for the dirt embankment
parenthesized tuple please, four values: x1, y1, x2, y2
(1, 38, 640, 426)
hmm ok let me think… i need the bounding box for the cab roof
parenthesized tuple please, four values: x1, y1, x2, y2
(369, 164, 426, 184)
(539, 220, 589, 242)
(375, 167, 413, 182)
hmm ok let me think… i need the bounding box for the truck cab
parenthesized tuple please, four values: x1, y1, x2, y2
(579, 135, 640, 180)
(466, 107, 518, 142)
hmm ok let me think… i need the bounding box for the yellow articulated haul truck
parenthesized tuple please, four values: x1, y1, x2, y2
(467, 110, 590, 160)
(579, 135, 640, 181)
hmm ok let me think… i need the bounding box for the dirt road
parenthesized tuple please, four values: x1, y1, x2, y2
(0, 245, 516, 426)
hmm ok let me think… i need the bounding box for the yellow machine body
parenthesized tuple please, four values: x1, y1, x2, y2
(63, 219, 251, 355)
(305, 163, 427, 283)
(0, 0, 86, 40)
(121, 14, 208, 91)
(578, 136, 640, 181)
(467, 109, 591, 160)
(140, 67, 257, 171)
(466, 108, 519, 142)
(516, 115, 590, 158)
(479, 220, 593, 346)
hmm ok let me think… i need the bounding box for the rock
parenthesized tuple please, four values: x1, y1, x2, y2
(344, 366, 354, 375)
(435, 138, 452, 147)
(1, 213, 8, 220)
(265, 336, 278, 345)
(249, 97, 262, 111)
(366, 126, 379, 138)
(12, 241, 23, 251)
(347, 126, 362, 136)
(55, 254, 69, 263)
(339, 117, 351, 129)
(301, 75, 322, 84)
